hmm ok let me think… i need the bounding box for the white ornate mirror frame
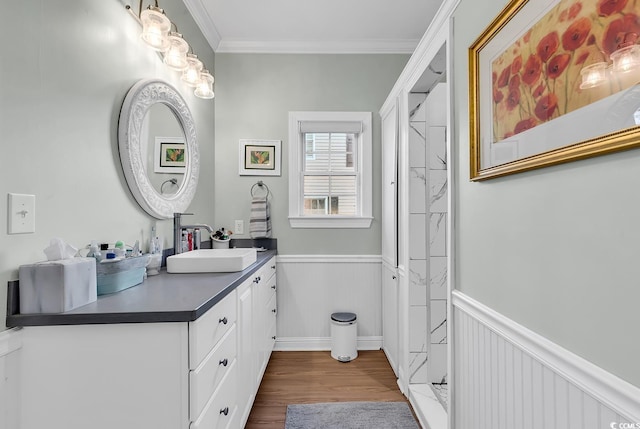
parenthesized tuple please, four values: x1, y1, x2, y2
(118, 79, 199, 219)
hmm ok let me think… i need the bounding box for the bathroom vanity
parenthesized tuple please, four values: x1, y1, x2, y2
(6, 250, 277, 429)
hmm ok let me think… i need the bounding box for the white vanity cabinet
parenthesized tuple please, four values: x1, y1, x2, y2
(17, 254, 278, 429)
(189, 291, 238, 428)
(237, 256, 277, 427)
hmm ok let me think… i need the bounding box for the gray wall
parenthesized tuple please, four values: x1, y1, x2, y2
(453, 0, 640, 387)
(214, 53, 409, 254)
(0, 0, 215, 329)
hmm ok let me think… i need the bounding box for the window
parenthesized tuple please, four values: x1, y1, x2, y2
(288, 111, 372, 228)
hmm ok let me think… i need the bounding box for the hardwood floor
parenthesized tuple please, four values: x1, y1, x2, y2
(245, 350, 408, 428)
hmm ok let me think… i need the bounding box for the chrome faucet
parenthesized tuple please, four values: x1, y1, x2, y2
(173, 213, 214, 255)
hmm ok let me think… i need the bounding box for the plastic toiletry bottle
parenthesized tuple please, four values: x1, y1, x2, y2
(88, 241, 102, 261)
(194, 228, 201, 250)
(181, 229, 189, 253)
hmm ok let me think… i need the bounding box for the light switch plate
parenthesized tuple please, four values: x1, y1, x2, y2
(8, 193, 35, 234)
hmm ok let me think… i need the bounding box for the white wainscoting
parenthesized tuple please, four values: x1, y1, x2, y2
(274, 255, 383, 351)
(453, 291, 640, 429)
(0, 328, 22, 429)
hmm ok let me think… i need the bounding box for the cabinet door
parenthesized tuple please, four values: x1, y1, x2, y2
(381, 101, 398, 267)
(382, 263, 399, 376)
(237, 280, 254, 426)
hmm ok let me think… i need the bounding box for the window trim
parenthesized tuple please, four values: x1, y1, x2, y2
(288, 111, 373, 229)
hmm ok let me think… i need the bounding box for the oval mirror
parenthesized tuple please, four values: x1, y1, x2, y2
(118, 79, 199, 219)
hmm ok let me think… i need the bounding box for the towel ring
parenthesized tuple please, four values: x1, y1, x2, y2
(251, 181, 270, 198)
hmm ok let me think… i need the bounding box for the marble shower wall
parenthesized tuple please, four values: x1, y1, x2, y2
(408, 83, 448, 385)
(409, 93, 428, 384)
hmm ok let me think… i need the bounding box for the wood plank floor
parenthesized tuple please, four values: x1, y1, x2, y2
(245, 350, 409, 428)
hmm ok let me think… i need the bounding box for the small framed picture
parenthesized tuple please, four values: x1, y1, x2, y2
(154, 137, 186, 173)
(239, 139, 281, 176)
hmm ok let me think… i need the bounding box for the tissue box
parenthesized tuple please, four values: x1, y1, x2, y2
(19, 258, 97, 314)
(96, 255, 149, 295)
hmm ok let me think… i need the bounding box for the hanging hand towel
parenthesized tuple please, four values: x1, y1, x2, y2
(250, 196, 272, 238)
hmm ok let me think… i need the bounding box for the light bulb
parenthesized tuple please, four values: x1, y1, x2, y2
(181, 54, 203, 87)
(579, 62, 608, 89)
(163, 32, 189, 71)
(194, 70, 215, 99)
(611, 45, 640, 74)
(140, 7, 170, 52)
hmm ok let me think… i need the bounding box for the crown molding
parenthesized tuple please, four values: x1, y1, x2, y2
(182, 0, 221, 51)
(216, 39, 419, 54)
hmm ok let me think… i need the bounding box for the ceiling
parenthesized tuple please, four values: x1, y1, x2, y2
(183, 0, 444, 54)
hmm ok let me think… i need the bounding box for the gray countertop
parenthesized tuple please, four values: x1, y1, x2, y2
(6, 249, 277, 327)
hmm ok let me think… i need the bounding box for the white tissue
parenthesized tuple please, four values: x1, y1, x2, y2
(43, 238, 78, 261)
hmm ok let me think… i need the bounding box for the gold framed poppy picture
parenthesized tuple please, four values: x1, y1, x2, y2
(239, 139, 282, 176)
(470, 0, 640, 180)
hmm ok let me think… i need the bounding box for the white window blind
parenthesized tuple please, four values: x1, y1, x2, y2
(288, 111, 373, 229)
(303, 132, 358, 216)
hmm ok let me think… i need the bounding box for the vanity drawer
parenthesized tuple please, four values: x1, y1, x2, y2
(189, 290, 237, 369)
(251, 257, 276, 287)
(190, 361, 238, 429)
(190, 324, 237, 420)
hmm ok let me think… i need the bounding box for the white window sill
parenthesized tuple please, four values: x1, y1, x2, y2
(288, 216, 373, 229)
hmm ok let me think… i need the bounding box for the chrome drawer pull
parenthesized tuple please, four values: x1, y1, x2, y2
(218, 317, 228, 325)
(220, 407, 229, 416)
(272, 336, 276, 340)
(271, 265, 276, 269)
(271, 285, 276, 290)
(219, 358, 228, 367)
(272, 309, 277, 313)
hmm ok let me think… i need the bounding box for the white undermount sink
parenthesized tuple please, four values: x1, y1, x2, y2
(166, 248, 258, 273)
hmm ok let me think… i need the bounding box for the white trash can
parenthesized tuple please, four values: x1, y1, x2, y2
(330, 312, 358, 362)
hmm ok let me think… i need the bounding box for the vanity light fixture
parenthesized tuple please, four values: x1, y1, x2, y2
(163, 32, 189, 71)
(126, 0, 214, 100)
(194, 69, 215, 99)
(580, 33, 640, 89)
(181, 54, 203, 87)
(139, 6, 171, 51)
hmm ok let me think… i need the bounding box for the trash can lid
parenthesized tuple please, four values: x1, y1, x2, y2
(331, 312, 357, 323)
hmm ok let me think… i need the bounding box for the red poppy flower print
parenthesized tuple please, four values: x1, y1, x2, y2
(522, 54, 542, 85)
(535, 94, 559, 121)
(511, 55, 523, 74)
(568, 2, 582, 19)
(597, 0, 628, 17)
(523, 30, 532, 43)
(537, 32, 560, 62)
(497, 65, 511, 88)
(562, 17, 591, 51)
(506, 88, 521, 111)
(533, 83, 545, 98)
(509, 74, 521, 91)
(602, 14, 640, 56)
(514, 118, 537, 135)
(547, 53, 571, 78)
(493, 89, 504, 103)
(575, 51, 590, 66)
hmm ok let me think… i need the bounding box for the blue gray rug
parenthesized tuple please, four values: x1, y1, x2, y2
(285, 401, 420, 428)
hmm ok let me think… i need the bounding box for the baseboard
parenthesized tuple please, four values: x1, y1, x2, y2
(409, 385, 447, 429)
(274, 336, 383, 351)
(0, 328, 22, 357)
(452, 290, 640, 423)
